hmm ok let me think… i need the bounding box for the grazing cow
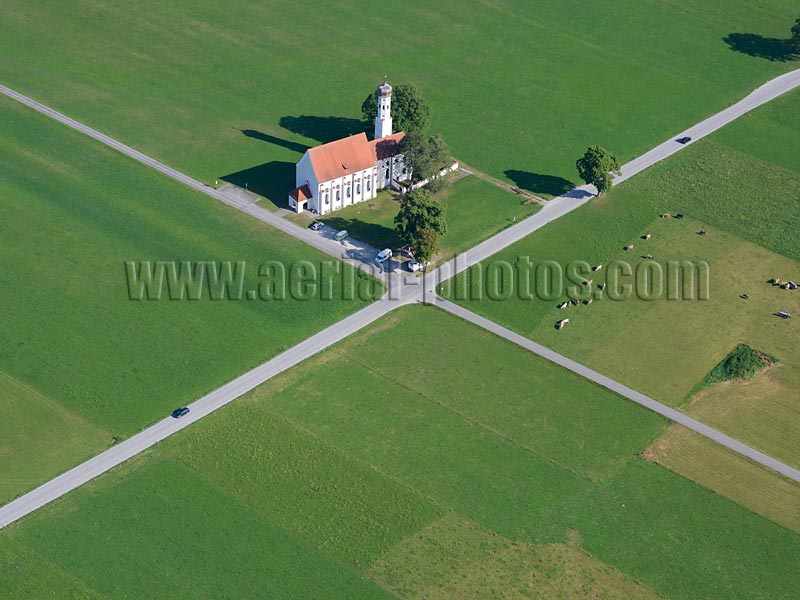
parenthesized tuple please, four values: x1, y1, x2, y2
(644, 254, 654, 260)
(624, 244, 634, 251)
(557, 301, 569, 309)
(584, 298, 593, 305)
(772, 278, 782, 286)
(556, 318, 569, 330)
(642, 233, 651, 240)
(583, 279, 593, 287)
(789, 281, 798, 290)
(571, 299, 580, 306)
(600, 282, 607, 291)
(740, 294, 750, 300)
(781, 282, 791, 289)
(675, 213, 685, 219)
(698, 230, 707, 235)
(661, 213, 671, 218)
(592, 264, 603, 272)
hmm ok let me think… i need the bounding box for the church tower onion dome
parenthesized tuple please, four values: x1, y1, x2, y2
(378, 80, 392, 97)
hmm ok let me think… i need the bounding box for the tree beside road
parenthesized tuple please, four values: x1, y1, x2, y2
(576, 145, 621, 195)
(394, 189, 447, 262)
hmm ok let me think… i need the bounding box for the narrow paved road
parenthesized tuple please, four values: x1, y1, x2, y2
(0, 84, 379, 278)
(434, 298, 800, 484)
(428, 68, 800, 281)
(0, 297, 396, 529)
(2, 68, 799, 529)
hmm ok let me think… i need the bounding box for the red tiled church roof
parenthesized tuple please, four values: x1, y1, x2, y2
(306, 131, 406, 184)
(368, 132, 405, 161)
(307, 133, 376, 183)
(289, 184, 312, 201)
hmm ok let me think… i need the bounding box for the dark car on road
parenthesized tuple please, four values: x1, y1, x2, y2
(676, 136, 692, 144)
(309, 221, 324, 231)
(171, 407, 190, 419)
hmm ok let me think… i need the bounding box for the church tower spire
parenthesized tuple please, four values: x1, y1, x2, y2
(374, 79, 393, 139)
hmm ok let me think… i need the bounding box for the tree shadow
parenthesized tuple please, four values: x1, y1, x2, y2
(238, 129, 309, 154)
(220, 161, 295, 210)
(505, 169, 574, 197)
(279, 115, 365, 144)
(319, 216, 400, 249)
(723, 33, 798, 62)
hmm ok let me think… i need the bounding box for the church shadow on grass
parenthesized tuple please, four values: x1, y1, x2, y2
(220, 161, 295, 211)
(238, 129, 310, 154)
(279, 115, 365, 144)
(504, 169, 575, 197)
(723, 33, 798, 62)
(320, 216, 400, 250)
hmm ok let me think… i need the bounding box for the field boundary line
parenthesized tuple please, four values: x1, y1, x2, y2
(432, 297, 800, 485)
(1, 67, 799, 528)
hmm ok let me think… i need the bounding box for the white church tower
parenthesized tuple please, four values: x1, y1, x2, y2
(374, 80, 393, 140)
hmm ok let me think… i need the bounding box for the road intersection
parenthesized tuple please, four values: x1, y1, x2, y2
(1, 69, 799, 529)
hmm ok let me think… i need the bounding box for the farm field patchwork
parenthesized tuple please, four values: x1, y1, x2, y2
(1, 306, 799, 599)
(446, 89, 800, 527)
(0, 0, 797, 205)
(447, 89, 800, 408)
(645, 424, 800, 533)
(0, 96, 379, 504)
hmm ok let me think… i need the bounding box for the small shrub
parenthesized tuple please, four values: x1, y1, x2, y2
(703, 344, 777, 386)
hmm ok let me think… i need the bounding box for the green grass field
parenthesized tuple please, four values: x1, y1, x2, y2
(645, 424, 800, 534)
(0, 458, 394, 599)
(445, 87, 800, 411)
(0, 0, 797, 206)
(315, 175, 538, 260)
(0, 96, 379, 504)
(2, 306, 799, 599)
(444, 88, 800, 530)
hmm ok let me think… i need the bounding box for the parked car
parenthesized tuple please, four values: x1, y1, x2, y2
(309, 221, 323, 231)
(375, 248, 393, 263)
(334, 230, 349, 241)
(676, 136, 692, 144)
(171, 407, 190, 419)
(407, 259, 423, 272)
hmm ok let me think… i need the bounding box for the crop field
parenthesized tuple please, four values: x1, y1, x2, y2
(645, 424, 800, 533)
(0, 96, 379, 504)
(1, 0, 797, 207)
(445, 89, 800, 527)
(445, 88, 800, 412)
(315, 175, 538, 260)
(1, 306, 799, 599)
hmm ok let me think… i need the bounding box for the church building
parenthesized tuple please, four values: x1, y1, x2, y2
(288, 81, 407, 214)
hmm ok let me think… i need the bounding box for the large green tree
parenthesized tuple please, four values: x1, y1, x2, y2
(394, 189, 447, 262)
(575, 146, 621, 195)
(792, 14, 800, 51)
(361, 83, 430, 137)
(398, 132, 451, 182)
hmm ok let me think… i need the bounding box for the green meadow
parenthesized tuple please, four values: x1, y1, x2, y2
(0, 0, 797, 207)
(0, 96, 378, 504)
(1, 306, 798, 599)
(445, 88, 800, 526)
(314, 175, 538, 260)
(446, 88, 800, 410)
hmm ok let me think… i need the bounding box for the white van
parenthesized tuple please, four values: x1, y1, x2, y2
(375, 248, 392, 263)
(334, 230, 349, 241)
